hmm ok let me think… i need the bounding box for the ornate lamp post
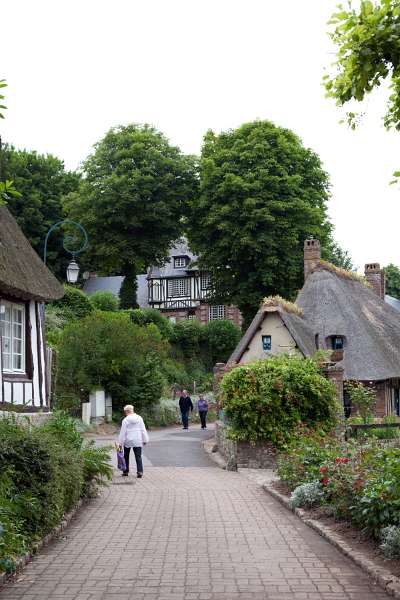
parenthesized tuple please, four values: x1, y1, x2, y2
(43, 220, 88, 283)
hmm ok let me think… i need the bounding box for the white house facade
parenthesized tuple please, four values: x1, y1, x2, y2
(0, 207, 63, 409)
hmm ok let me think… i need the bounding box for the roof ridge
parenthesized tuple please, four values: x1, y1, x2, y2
(312, 260, 371, 287)
(262, 295, 304, 317)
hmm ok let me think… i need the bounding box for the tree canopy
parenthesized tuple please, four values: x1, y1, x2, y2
(324, 0, 400, 130)
(384, 263, 400, 298)
(64, 124, 198, 306)
(186, 120, 336, 323)
(1, 146, 80, 277)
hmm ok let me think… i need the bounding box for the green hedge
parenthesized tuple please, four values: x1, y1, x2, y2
(0, 413, 112, 574)
(221, 354, 337, 448)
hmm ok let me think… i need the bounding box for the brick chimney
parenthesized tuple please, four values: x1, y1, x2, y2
(364, 263, 385, 299)
(304, 238, 321, 281)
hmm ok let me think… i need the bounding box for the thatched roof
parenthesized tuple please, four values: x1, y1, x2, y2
(297, 264, 400, 381)
(228, 299, 316, 364)
(0, 206, 64, 302)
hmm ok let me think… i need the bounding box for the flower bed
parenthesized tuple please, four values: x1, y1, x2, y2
(277, 427, 400, 558)
(0, 412, 113, 575)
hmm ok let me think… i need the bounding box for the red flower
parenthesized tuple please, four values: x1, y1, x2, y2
(319, 466, 328, 474)
(322, 477, 330, 486)
(342, 457, 349, 464)
(335, 457, 350, 464)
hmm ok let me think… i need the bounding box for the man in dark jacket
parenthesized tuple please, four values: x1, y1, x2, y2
(179, 389, 193, 430)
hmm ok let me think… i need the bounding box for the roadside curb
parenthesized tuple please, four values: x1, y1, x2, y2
(202, 439, 228, 469)
(263, 481, 400, 599)
(0, 498, 86, 589)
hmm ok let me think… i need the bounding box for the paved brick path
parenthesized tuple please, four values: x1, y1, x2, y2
(0, 465, 389, 600)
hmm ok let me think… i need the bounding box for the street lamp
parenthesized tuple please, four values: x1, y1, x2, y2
(44, 220, 88, 283)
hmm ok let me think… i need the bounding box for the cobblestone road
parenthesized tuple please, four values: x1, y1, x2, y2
(0, 427, 390, 600)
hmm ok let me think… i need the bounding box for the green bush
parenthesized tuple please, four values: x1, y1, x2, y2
(53, 285, 94, 321)
(90, 291, 119, 312)
(204, 319, 241, 366)
(0, 413, 112, 573)
(56, 312, 167, 412)
(221, 355, 337, 448)
(130, 308, 173, 339)
(170, 319, 206, 358)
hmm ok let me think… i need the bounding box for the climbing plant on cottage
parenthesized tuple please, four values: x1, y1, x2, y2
(220, 354, 337, 448)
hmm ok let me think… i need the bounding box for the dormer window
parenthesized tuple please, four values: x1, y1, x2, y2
(330, 336, 344, 350)
(174, 256, 187, 269)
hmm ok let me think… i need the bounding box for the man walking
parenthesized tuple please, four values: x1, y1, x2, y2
(118, 404, 149, 478)
(179, 389, 193, 430)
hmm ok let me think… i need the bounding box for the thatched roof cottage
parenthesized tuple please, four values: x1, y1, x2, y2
(0, 206, 63, 408)
(228, 239, 400, 417)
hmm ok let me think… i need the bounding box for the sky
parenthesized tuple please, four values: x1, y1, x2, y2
(2, 0, 400, 271)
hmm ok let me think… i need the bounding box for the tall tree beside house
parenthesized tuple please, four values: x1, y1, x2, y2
(186, 120, 340, 324)
(384, 263, 400, 299)
(324, 0, 400, 131)
(64, 124, 199, 308)
(0, 145, 81, 278)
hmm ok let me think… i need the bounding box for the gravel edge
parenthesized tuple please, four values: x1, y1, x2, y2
(0, 498, 85, 588)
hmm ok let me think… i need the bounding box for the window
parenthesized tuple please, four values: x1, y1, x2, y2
(331, 336, 344, 350)
(262, 335, 272, 351)
(174, 257, 187, 269)
(168, 316, 177, 324)
(0, 301, 26, 373)
(209, 305, 225, 320)
(187, 314, 196, 321)
(201, 272, 211, 290)
(167, 278, 189, 297)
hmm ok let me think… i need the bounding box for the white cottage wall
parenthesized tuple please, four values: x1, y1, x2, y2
(240, 312, 300, 364)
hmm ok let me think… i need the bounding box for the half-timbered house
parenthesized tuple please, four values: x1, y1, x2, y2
(0, 206, 64, 409)
(147, 239, 242, 326)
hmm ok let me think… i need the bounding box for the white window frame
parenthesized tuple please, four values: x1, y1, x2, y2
(209, 305, 225, 320)
(0, 300, 26, 374)
(174, 256, 187, 269)
(167, 278, 189, 298)
(200, 272, 211, 291)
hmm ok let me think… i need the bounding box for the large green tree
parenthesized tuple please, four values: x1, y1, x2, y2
(1, 146, 81, 277)
(186, 121, 337, 323)
(384, 263, 400, 298)
(64, 124, 198, 308)
(324, 0, 400, 130)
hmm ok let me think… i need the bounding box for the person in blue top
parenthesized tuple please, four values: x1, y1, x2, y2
(196, 394, 209, 429)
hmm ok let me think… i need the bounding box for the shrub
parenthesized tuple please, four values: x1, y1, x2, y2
(57, 312, 167, 412)
(0, 414, 112, 573)
(90, 291, 119, 311)
(277, 428, 342, 490)
(350, 446, 400, 538)
(53, 285, 94, 321)
(130, 308, 173, 339)
(289, 482, 324, 509)
(221, 355, 337, 448)
(381, 526, 400, 559)
(45, 306, 69, 349)
(345, 381, 376, 423)
(204, 319, 241, 366)
(170, 319, 206, 358)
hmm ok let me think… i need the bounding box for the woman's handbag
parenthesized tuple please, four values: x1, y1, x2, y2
(116, 446, 126, 471)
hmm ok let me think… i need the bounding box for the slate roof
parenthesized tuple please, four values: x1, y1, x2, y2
(0, 206, 64, 302)
(385, 294, 400, 312)
(228, 301, 316, 364)
(297, 264, 400, 381)
(147, 238, 198, 279)
(83, 274, 149, 309)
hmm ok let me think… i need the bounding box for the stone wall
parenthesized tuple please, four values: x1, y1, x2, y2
(215, 421, 277, 471)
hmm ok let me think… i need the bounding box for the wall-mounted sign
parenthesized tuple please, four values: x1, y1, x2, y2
(262, 335, 271, 352)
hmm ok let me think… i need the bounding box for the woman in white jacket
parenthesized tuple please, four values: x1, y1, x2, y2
(118, 405, 149, 478)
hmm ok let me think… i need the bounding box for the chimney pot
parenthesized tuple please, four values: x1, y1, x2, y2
(364, 263, 385, 299)
(304, 238, 321, 282)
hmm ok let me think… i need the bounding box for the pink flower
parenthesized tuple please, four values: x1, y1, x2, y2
(322, 477, 330, 486)
(320, 466, 328, 474)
